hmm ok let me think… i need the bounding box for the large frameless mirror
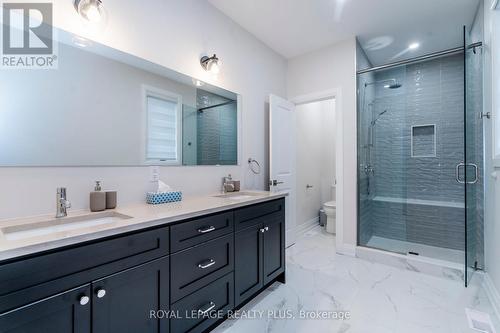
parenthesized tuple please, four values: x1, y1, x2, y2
(0, 29, 239, 167)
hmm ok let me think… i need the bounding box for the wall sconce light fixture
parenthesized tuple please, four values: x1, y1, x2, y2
(75, 0, 106, 23)
(200, 54, 221, 75)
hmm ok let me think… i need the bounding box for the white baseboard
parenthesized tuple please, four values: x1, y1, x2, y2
(483, 273, 500, 321)
(295, 217, 319, 236)
(337, 243, 356, 257)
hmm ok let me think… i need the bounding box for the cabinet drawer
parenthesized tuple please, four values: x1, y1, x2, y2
(170, 212, 233, 253)
(170, 273, 234, 333)
(0, 226, 169, 313)
(234, 198, 284, 230)
(170, 234, 233, 302)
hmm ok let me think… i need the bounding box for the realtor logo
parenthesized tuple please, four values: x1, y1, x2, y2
(1, 2, 57, 69)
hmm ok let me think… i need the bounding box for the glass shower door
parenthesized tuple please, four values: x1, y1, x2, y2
(464, 26, 484, 286)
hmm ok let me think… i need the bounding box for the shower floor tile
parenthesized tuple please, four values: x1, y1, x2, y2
(367, 235, 465, 264)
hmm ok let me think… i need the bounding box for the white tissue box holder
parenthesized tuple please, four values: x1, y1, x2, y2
(146, 191, 182, 205)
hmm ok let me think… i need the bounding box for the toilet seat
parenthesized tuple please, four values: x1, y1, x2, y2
(324, 201, 336, 208)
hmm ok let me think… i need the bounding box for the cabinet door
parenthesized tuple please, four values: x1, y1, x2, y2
(234, 223, 263, 307)
(263, 216, 285, 285)
(0, 285, 91, 333)
(92, 257, 169, 333)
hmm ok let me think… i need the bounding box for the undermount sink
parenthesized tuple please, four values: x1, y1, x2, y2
(214, 192, 262, 200)
(2, 211, 132, 241)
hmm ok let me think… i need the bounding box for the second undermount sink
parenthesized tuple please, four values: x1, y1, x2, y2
(2, 211, 132, 241)
(214, 192, 262, 200)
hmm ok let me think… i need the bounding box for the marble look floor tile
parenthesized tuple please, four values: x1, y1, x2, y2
(212, 226, 499, 333)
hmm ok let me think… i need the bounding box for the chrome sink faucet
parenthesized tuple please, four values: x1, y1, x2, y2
(222, 174, 234, 194)
(56, 187, 71, 218)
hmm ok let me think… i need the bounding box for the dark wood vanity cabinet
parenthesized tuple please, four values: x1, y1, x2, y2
(234, 205, 285, 307)
(0, 285, 91, 333)
(92, 257, 170, 333)
(0, 198, 285, 333)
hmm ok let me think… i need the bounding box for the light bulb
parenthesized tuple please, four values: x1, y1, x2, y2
(85, 5, 102, 23)
(409, 42, 420, 50)
(209, 61, 220, 75)
(76, 0, 107, 26)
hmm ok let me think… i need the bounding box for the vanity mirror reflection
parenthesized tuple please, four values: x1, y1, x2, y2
(0, 30, 239, 167)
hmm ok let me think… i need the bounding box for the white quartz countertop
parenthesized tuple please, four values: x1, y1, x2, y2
(0, 191, 287, 262)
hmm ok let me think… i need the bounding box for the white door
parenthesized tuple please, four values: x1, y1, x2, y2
(269, 94, 296, 247)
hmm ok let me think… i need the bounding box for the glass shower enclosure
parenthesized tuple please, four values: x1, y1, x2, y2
(356, 27, 484, 286)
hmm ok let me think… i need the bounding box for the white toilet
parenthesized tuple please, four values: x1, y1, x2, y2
(323, 201, 336, 234)
(323, 184, 336, 234)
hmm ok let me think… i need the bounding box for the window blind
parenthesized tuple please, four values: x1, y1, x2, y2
(146, 95, 179, 162)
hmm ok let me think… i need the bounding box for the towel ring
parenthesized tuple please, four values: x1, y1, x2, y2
(248, 158, 261, 175)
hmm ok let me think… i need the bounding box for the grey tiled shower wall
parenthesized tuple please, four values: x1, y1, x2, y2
(357, 53, 484, 262)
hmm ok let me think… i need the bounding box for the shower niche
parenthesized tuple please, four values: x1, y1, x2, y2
(411, 125, 436, 158)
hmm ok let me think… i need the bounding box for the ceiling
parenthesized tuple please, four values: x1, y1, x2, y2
(208, 0, 480, 66)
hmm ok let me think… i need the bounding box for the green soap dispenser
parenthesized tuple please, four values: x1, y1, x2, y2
(90, 181, 106, 212)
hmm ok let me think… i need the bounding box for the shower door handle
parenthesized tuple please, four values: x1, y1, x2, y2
(456, 162, 479, 184)
(467, 163, 479, 184)
(456, 163, 466, 184)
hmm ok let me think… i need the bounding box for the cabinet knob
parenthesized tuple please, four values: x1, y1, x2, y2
(96, 289, 106, 298)
(79, 295, 90, 305)
(265, 227, 269, 231)
(260, 228, 265, 233)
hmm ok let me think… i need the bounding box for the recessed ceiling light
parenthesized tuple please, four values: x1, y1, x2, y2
(409, 42, 420, 50)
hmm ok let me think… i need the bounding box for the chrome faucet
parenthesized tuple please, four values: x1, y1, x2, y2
(222, 174, 234, 194)
(56, 187, 71, 218)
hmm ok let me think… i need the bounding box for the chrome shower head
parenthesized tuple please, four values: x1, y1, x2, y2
(365, 79, 402, 89)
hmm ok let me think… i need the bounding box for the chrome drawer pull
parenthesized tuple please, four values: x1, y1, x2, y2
(198, 259, 216, 269)
(198, 226, 215, 234)
(198, 301, 216, 315)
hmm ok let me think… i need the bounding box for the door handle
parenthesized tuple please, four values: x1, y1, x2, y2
(456, 162, 479, 184)
(456, 162, 466, 184)
(198, 259, 216, 269)
(467, 163, 479, 184)
(270, 180, 284, 186)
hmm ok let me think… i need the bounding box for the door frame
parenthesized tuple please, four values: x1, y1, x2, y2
(289, 88, 346, 253)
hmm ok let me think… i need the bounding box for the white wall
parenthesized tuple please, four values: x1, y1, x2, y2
(0, 42, 198, 166)
(0, 0, 286, 219)
(296, 99, 336, 227)
(483, 0, 500, 310)
(287, 38, 357, 253)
